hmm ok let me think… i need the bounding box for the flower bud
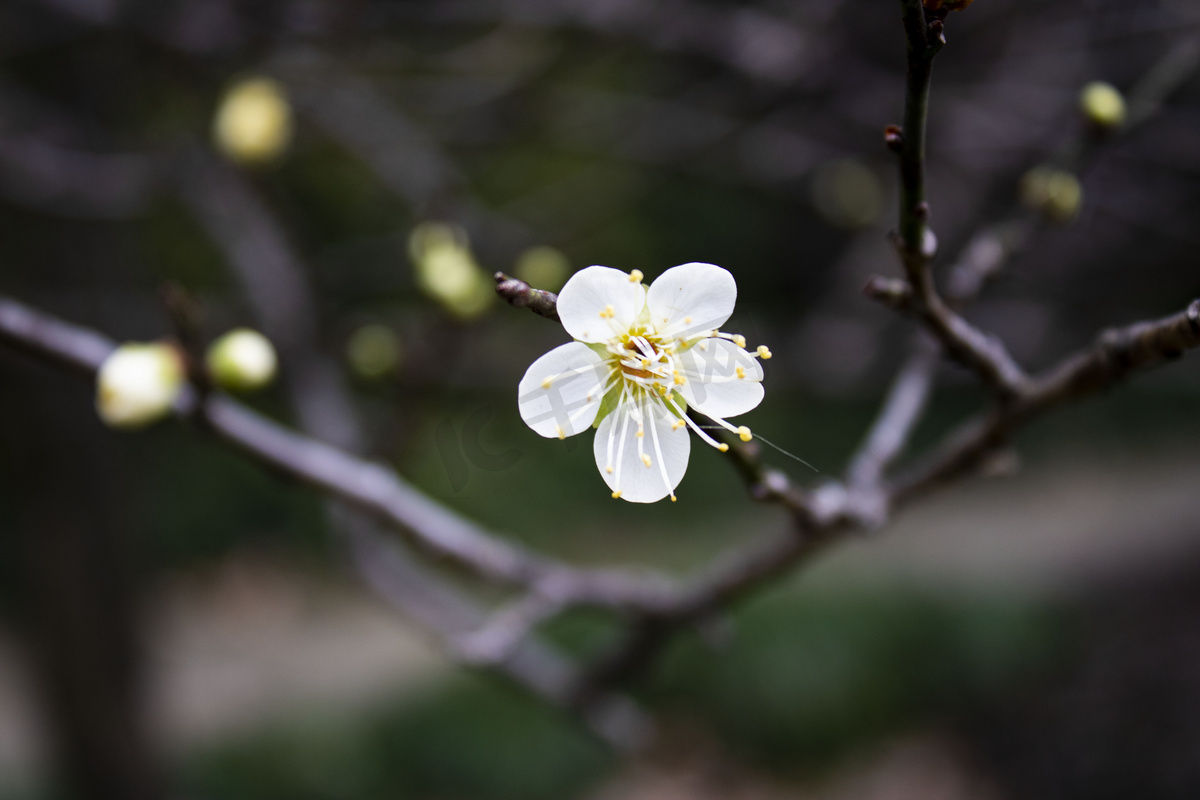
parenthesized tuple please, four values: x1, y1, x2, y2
(1020, 166, 1083, 223)
(409, 222, 493, 318)
(213, 78, 293, 165)
(346, 324, 402, 379)
(1079, 81, 1126, 129)
(207, 328, 278, 392)
(96, 343, 184, 429)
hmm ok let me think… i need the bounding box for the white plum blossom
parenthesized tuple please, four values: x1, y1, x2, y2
(518, 262, 771, 503)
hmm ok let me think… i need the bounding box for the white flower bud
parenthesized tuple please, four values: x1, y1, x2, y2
(96, 343, 184, 430)
(213, 78, 293, 165)
(207, 328, 278, 392)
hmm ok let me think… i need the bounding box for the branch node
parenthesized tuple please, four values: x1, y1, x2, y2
(863, 275, 914, 310)
(884, 124, 905, 152)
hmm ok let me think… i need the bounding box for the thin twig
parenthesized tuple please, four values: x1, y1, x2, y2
(494, 272, 561, 322)
(846, 335, 939, 492)
(891, 1, 1028, 397)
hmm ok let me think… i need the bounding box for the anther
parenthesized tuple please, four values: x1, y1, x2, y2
(611, 491, 622, 499)
(736, 366, 746, 380)
(733, 334, 746, 349)
(641, 453, 652, 467)
(757, 345, 772, 359)
(606, 466, 614, 474)
(670, 494, 677, 502)
(717, 443, 729, 452)
(556, 425, 566, 440)
(738, 426, 752, 442)
(541, 377, 553, 389)
(629, 269, 643, 283)
(636, 430, 644, 438)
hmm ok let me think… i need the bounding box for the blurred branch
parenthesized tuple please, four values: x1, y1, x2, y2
(0, 294, 658, 748)
(176, 151, 655, 748)
(401, 0, 819, 86)
(845, 335, 939, 495)
(2, 274, 1198, 732)
(0, 136, 162, 219)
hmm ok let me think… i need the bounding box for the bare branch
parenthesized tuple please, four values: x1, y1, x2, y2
(889, 1, 1028, 397)
(453, 593, 565, 666)
(892, 299, 1200, 504)
(845, 335, 939, 492)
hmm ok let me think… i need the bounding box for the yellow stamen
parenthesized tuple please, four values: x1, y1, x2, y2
(757, 345, 772, 359)
(541, 377, 553, 389)
(684, 316, 692, 324)
(641, 453, 652, 467)
(673, 371, 685, 385)
(629, 269, 643, 283)
(605, 466, 614, 474)
(670, 494, 677, 502)
(733, 334, 746, 349)
(736, 366, 746, 380)
(738, 426, 752, 442)
(636, 430, 644, 438)
(717, 443, 729, 452)
(556, 425, 566, 440)
(611, 491, 622, 499)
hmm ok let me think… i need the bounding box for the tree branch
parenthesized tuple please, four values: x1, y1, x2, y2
(891, 300, 1200, 504)
(494, 272, 561, 322)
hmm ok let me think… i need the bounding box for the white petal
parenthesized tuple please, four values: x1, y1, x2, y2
(646, 262, 736, 338)
(677, 337, 764, 419)
(593, 398, 690, 503)
(556, 266, 647, 344)
(518, 342, 613, 438)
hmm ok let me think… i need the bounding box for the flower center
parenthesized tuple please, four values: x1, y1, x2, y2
(619, 339, 662, 379)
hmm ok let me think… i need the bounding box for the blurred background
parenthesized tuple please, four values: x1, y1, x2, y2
(2, 0, 1200, 797)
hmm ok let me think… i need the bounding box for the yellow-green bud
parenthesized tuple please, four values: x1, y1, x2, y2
(346, 324, 402, 379)
(213, 78, 293, 165)
(1079, 81, 1126, 129)
(96, 343, 184, 430)
(514, 246, 570, 291)
(409, 222, 493, 319)
(207, 328, 278, 392)
(1020, 166, 1083, 223)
